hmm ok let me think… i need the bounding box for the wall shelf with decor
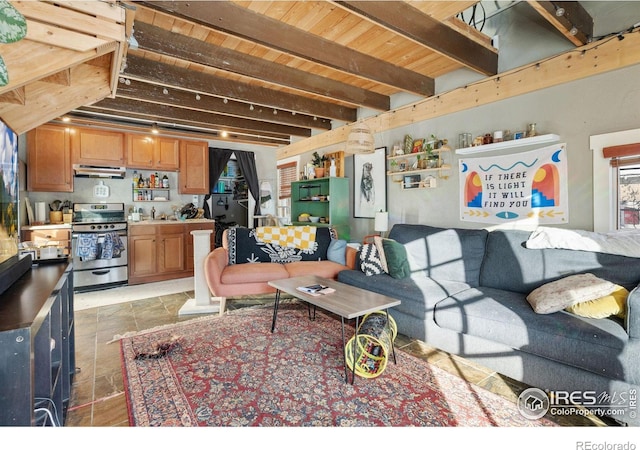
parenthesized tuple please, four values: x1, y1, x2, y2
(455, 134, 560, 155)
(386, 147, 450, 187)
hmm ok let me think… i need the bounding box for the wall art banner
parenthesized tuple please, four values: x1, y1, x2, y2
(459, 144, 568, 225)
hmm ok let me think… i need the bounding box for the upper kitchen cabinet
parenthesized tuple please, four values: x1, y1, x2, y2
(27, 125, 73, 192)
(127, 134, 179, 170)
(71, 128, 126, 166)
(179, 140, 209, 194)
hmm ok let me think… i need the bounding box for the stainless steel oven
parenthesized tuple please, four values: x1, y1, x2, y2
(71, 203, 128, 292)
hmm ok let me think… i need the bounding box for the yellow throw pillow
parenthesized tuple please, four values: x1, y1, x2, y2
(565, 285, 628, 320)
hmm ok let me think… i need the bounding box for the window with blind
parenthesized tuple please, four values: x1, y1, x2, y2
(604, 143, 640, 229)
(277, 162, 297, 199)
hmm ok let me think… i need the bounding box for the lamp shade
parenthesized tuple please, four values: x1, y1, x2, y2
(374, 211, 389, 233)
(346, 120, 374, 154)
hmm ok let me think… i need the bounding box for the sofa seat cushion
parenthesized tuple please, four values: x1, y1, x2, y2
(285, 260, 347, 279)
(337, 269, 472, 319)
(221, 262, 289, 284)
(434, 286, 631, 381)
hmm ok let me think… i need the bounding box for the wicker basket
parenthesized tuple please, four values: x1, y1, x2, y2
(345, 311, 397, 378)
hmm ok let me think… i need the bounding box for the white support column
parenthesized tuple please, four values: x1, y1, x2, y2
(178, 229, 225, 316)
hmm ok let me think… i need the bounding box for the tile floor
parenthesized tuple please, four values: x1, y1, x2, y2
(65, 281, 614, 427)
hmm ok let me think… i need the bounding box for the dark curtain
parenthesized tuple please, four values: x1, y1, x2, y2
(204, 148, 234, 219)
(234, 150, 261, 217)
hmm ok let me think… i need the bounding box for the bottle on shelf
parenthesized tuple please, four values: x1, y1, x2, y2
(162, 173, 169, 188)
(150, 172, 155, 188)
(132, 170, 139, 187)
(155, 172, 160, 187)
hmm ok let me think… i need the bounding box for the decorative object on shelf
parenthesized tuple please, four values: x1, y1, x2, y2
(346, 119, 375, 154)
(403, 174, 421, 189)
(411, 138, 423, 153)
(311, 152, 327, 178)
(392, 144, 403, 156)
(323, 150, 344, 177)
(353, 147, 386, 218)
(403, 134, 413, 154)
(458, 133, 472, 149)
(527, 123, 537, 137)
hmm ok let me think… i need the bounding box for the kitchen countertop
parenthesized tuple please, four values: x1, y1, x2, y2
(128, 218, 215, 225)
(22, 223, 72, 230)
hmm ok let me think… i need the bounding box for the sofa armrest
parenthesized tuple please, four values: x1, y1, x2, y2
(203, 247, 229, 297)
(627, 284, 640, 338)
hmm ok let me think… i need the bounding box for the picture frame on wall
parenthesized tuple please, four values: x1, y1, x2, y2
(353, 146, 387, 218)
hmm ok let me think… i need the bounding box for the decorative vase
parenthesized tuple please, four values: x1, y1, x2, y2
(314, 167, 325, 178)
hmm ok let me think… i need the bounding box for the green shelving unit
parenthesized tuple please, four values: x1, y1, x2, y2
(290, 177, 350, 241)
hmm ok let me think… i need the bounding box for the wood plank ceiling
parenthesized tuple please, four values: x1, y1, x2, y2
(0, 1, 594, 147)
(74, 0, 502, 146)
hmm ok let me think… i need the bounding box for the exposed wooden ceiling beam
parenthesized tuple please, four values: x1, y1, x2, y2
(132, 21, 390, 112)
(138, 0, 435, 96)
(91, 97, 311, 138)
(528, 1, 593, 46)
(335, 1, 498, 76)
(122, 54, 355, 123)
(116, 79, 331, 131)
(277, 29, 640, 158)
(62, 113, 287, 147)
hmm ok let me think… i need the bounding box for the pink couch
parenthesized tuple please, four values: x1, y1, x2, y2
(204, 228, 356, 314)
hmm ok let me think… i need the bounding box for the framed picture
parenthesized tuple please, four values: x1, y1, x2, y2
(353, 147, 387, 218)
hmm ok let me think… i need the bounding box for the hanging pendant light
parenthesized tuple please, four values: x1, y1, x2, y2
(346, 119, 375, 154)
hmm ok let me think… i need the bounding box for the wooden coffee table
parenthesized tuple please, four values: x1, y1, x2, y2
(268, 275, 401, 384)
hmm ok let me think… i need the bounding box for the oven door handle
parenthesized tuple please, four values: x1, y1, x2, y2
(72, 233, 127, 239)
(91, 269, 111, 276)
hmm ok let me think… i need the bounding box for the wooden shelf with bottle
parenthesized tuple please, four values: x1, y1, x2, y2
(133, 187, 171, 202)
(455, 134, 559, 155)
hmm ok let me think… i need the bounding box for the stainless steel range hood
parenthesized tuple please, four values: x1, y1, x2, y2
(73, 164, 126, 179)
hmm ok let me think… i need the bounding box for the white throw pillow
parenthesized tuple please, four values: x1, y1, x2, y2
(526, 273, 618, 314)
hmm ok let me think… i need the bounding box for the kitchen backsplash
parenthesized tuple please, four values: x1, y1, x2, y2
(24, 169, 200, 223)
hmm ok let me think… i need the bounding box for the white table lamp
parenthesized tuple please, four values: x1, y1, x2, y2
(375, 211, 389, 237)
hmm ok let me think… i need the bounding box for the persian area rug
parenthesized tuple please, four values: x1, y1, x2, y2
(120, 302, 553, 427)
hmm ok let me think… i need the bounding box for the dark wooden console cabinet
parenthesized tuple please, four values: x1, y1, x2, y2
(0, 263, 75, 426)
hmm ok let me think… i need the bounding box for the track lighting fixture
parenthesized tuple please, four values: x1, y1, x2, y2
(195, 94, 201, 100)
(162, 88, 168, 95)
(151, 123, 159, 134)
(249, 104, 254, 111)
(223, 98, 228, 104)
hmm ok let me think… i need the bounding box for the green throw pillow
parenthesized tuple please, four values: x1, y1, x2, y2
(382, 239, 410, 279)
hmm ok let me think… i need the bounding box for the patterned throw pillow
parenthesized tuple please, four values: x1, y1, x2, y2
(359, 243, 384, 276)
(526, 273, 618, 314)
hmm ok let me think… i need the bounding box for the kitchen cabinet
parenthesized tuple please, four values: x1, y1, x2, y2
(71, 127, 126, 166)
(26, 125, 73, 192)
(0, 263, 75, 426)
(128, 221, 214, 285)
(127, 134, 179, 170)
(179, 139, 209, 194)
(290, 177, 350, 241)
(21, 225, 72, 257)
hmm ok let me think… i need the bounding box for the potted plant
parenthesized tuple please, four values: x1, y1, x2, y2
(311, 151, 328, 178)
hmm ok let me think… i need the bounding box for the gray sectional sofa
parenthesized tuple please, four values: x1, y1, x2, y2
(337, 224, 640, 426)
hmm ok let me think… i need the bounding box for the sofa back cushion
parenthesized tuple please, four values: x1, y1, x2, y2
(388, 224, 488, 285)
(480, 229, 640, 293)
(227, 226, 335, 264)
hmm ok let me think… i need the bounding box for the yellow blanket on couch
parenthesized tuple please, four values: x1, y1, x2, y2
(255, 226, 317, 250)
